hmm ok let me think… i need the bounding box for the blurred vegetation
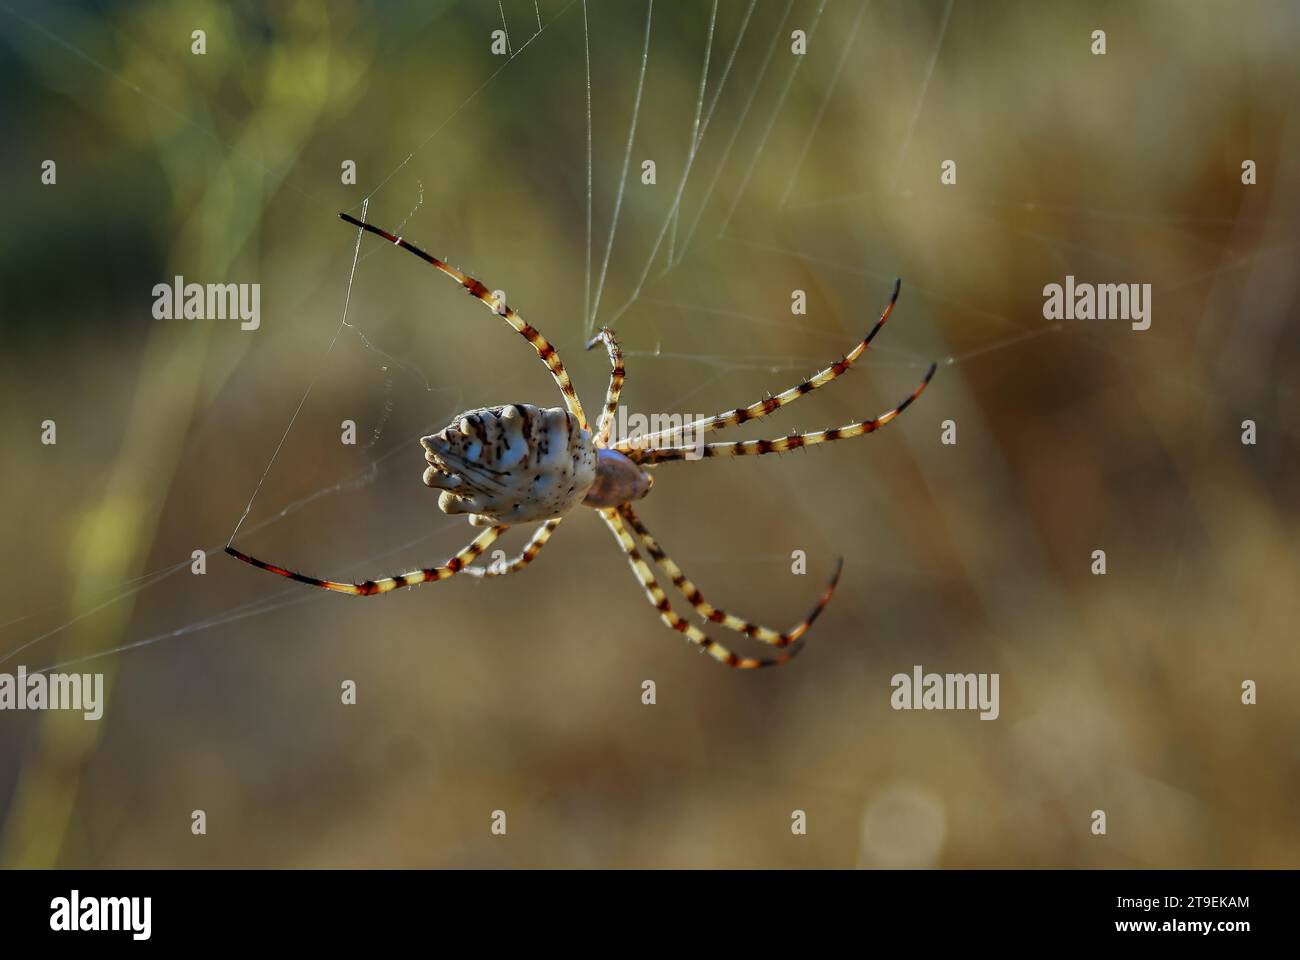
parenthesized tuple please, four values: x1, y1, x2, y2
(0, 0, 1297, 867)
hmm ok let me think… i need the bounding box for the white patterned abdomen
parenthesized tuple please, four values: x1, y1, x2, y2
(421, 404, 597, 525)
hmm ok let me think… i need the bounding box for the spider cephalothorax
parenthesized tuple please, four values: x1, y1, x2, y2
(226, 213, 935, 668)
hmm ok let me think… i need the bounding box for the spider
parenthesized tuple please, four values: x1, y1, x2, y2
(226, 212, 936, 669)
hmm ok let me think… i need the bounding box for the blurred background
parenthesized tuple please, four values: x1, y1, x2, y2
(1, 0, 1297, 868)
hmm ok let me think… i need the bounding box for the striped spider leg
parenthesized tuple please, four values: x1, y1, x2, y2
(617, 503, 842, 648)
(612, 278, 904, 454)
(585, 326, 626, 447)
(627, 362, 936, 465)
(598, 508, 807, 669)
(460, 518, 563, 578)
(226, 524, 505, 596)
(338, 212, 590, 432)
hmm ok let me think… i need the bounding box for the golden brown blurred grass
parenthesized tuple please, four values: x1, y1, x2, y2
(1, 0, 1297, 867)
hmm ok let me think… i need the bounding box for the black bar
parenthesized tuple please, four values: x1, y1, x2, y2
(0, 868, 1284, 946)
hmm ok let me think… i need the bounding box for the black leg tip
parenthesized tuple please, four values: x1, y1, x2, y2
(224, 545, 254, 566)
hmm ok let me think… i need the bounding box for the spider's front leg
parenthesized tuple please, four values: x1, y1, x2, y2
(630, 362, 937, 465)
(612, 278, 906, 453)
(585, 326, 625, 448)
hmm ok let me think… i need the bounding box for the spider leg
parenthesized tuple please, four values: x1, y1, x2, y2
(459, 518, 563, 578)
(598, 509, 802, 669)
(225, 525, 504, 596)
(339, 213, 589, 431)
(618, 504, 841, 647)
(585, 327, 625, 448)
(629, 362, 936, 465)
(613, 278, 903, 453)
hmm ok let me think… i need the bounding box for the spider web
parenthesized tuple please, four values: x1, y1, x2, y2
(3, 0, 979, 674)
(3, 0, 1298, 869)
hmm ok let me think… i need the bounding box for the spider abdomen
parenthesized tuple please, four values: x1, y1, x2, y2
(421, 404, 596, 525)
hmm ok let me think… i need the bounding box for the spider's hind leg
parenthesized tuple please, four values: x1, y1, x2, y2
(226, 524, 505, 595)
(339, 212, 590, 431)
(619, 504, 841, 647)
(460, 518, 563, 578)
(598, 509, 806, 669)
